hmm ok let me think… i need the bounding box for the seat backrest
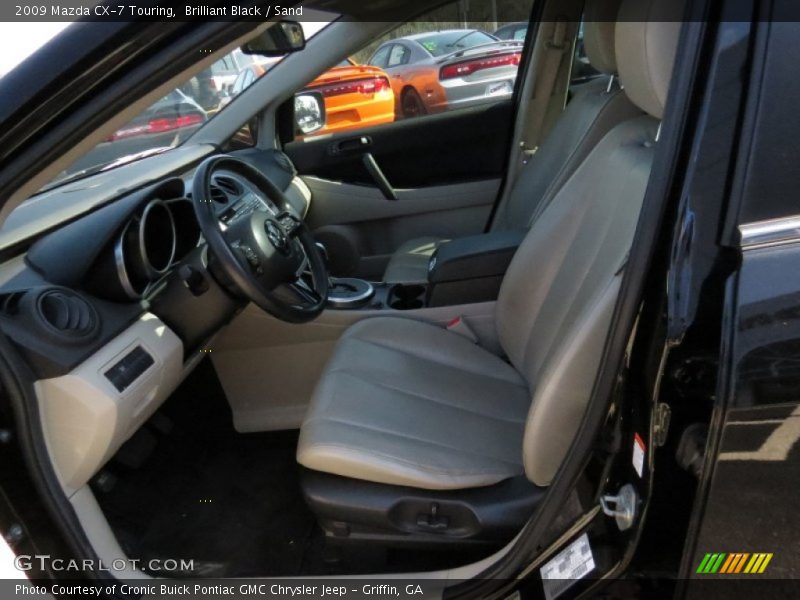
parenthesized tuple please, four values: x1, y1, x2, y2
(495, 0, 683, 487)
(491, 0, 641, 232)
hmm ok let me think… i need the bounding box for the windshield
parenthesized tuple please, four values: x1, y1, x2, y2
(42, 21, 331, 191)
(416, 30, 497, 56)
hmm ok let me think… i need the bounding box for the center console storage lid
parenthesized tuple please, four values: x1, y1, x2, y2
(428, 229, 527, 284)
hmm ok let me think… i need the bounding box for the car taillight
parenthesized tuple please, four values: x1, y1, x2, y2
(316, 76, 391, 97)
(108, 113, 204, 141)
(440, 52, 521, 80)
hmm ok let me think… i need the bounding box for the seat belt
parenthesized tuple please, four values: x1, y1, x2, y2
(519, 18, 569, 163)
(446, 316, 479, 344)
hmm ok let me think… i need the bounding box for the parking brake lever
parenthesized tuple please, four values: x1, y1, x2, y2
(362, 153, 398, 201)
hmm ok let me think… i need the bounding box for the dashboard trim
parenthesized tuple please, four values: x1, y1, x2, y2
(114, 221, 143, 300)
(138, 199, 177, 277)
(35, 313, 184, 496)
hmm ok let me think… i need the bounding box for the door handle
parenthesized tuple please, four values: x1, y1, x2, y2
(362, 153, 397, 201)
(329, 135, 371, 155)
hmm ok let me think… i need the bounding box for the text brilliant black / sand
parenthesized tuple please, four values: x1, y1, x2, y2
(185, 6, 304, 16)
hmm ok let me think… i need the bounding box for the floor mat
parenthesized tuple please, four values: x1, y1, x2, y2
(94, 359, 495, 577)
(94, 360, 315, 577)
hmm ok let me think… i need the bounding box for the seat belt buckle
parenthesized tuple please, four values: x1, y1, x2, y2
(446, 316, 478, 343)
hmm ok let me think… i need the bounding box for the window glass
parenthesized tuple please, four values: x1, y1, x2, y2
(231, 70, 248, 96)
(387, 45, 409, 67)
(38, 18, 335, 192)
(413, 30, 496, 56)
(494, 23, 529, 41)
(369, 45, 391, 69)
(294, 0, 534, 141)
(210, 56, 238, 76)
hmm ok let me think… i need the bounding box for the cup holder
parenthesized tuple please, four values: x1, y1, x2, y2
(389, 284, 426, 310)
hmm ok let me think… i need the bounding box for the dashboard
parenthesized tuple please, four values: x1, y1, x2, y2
(114, 194, 200, 300)
(104, 171, 284, 302)
(0, 149, 309, 494)
(7, 150, 307, 373)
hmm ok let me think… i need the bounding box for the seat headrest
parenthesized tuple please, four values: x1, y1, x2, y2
(582, 0, 623, 74)
(615, 0, 684, 119)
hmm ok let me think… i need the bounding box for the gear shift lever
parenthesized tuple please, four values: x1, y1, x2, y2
(315, 241, 329, 263)
(315, 242, 335, 289)
(314, 241, 375, 309)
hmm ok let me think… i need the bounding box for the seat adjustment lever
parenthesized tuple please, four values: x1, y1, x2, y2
(417, 502, 449, 531)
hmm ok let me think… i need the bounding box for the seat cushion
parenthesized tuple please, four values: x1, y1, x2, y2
(382, 237, 445, 284)
(297, 317, 531, 490)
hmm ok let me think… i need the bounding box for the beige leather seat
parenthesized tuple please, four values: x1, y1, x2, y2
(299, 0, 682, 493)
(382, 0, 641, 284)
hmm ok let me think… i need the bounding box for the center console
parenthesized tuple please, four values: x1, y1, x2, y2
(324, 229, 526, 312)
(326, 277, 376, 309)
(425, 229, 526, 307)
(325, 279, 421, 311)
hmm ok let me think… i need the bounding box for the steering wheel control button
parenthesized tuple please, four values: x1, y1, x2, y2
(237, 244, 263, 273)
(265, 220, 290, 253)
(276, 212, 301, 236)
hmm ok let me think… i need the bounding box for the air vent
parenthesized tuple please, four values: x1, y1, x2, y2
(0, 291, 26, 316)
(37, 290, 98, 339)
(214, 176, 241, 196)
(209, 176, 242, 204)
(209, 184, 228, 204)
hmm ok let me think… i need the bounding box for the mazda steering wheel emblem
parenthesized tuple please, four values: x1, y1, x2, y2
(265, 220, 288, 250)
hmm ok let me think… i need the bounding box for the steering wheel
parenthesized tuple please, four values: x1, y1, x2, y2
(192, 155, 328, 323)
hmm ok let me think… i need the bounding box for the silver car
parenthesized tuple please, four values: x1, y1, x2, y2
(366, 29, 524, 118)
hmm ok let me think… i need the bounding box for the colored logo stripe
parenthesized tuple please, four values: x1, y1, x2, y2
(696, 552, 773, 574)
(719, 553, 736, 573)
(720, 553, 749, 573)
(745, 553, 773, 574)
(697, 553, 726, 573)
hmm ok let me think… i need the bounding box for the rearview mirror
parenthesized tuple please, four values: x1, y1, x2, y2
(294, 92, 326, 135)
(241, 21, 306, 57)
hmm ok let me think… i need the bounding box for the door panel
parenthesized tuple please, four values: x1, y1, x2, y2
(285, 98, 513, 188)
(304, 177, 499, 278)
(280, 0, 535, 280)
(284, 100, 515, 277)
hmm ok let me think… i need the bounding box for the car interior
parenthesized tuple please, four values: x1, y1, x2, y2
(0, 0, 685, 581)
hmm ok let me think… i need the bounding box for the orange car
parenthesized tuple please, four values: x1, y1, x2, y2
(231, 58, 395, 136)
(303, 59, 395, 135)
